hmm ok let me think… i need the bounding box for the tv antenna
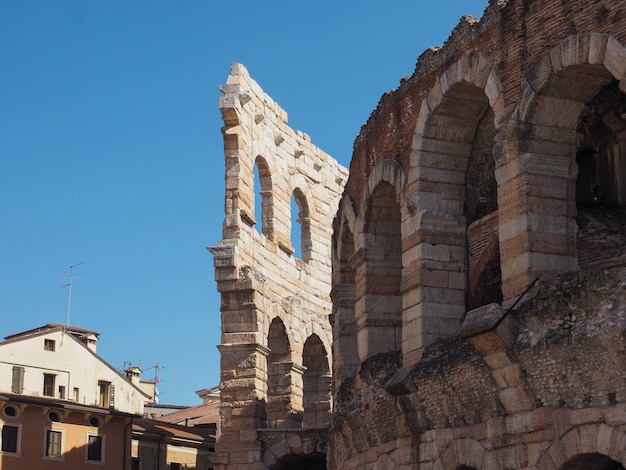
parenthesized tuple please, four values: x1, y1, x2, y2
(59, 261, 85, 341)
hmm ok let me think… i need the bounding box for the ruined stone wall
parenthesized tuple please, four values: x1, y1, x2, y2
(333, 0, 626, 363)
(330, 263, 626, 469)
(346, 0, 626, 206)
(331, 0, 626, 468)
(211, 64, 347, 469)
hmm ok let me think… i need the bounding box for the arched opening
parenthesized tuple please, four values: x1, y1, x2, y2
(465, 106, 502, 309)
(291, 188, 311, 262)
(360, 180, 402, 360)
(575, 78, 626, 266)
(560, 453, 625, 470)
(510, 40, 626, 290)
(270, 452, 327, 470)
(331, 219, 358, 393)
(267, 318, 294, 428)
(302, 335, 330, 429)
(254, 156, 273, 237)
(409, 60, 503, 355)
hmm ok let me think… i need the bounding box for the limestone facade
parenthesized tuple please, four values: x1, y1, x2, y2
(330, 0, 626, 469)
(210, 63, 347, 469)
(211, 0, 626, 468)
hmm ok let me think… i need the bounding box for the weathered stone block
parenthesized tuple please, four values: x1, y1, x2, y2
(461, 303, 518, 354)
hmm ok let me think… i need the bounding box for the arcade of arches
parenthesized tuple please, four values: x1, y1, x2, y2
(211, 1, 626, 469)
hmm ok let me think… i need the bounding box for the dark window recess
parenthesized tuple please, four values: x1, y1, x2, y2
(1, 425, 18, 453)
(43, 374, 55, 397)
(87, 435, 103, 461)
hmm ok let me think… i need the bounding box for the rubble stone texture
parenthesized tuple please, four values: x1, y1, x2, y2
(212, 0, 626, 468)
(331, 0, 626, 468)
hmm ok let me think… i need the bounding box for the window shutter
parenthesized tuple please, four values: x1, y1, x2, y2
(109, 384, 115, 408)
(11, 367, 24, 394)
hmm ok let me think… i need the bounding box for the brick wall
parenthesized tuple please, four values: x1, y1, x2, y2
(344, 0, 626, 208)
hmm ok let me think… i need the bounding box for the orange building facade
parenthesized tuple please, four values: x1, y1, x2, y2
(0, 394, 134, 469)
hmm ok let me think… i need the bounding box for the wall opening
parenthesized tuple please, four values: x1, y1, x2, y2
(575, 78, 626, 266)
(266, 318, 294, 429)
(361, 181, 402, 357)
(332, 221, 358, 393)
(254, 156, 273, 236)
(302, 335, 330, 429)
(410, 69, 502, 351)
(465, 106, 502, 310)
(291, 189, 311, 262)
(270, 452, 327, 470)
(560, 453, 624, 470)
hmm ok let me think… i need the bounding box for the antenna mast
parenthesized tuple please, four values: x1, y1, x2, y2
(59, 261, 85, 338)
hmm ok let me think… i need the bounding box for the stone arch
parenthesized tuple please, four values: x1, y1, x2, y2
(420, 52, 505, 125)
(536, 424, 626, 470)
(290, 173, 318, 220)
(268, 452, 327, 470)
(560, 453, 625, 470)
(405, 53, 504, 362)
(334, 194, 357, 265)
(331, 196, 359, 392)
(329, 194, 343, 223)
(301, 320, 333, 372)
(291, 187, 310, 261)
(253, 154, 276, 238)
(264, 437, 327, 470)
(468, 235, 502, 309)
(355, 158, 405, 363)
(362, 158, 406, 208)
(503, 33, 626, 300)
(289, 174, 317, 262)
(302, 334, 331, 429)
(266, 317, 298, 429)
(433, 438, 501, 470)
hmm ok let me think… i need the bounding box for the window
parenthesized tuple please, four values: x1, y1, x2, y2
(87, 434, 103, 462)
(3, 405, 18, 418)
(98, 381, 111, 408)
(73, 387, 80, 402)
(43, 374, 55, 397)
(131, 457, 141, 470)
(44, 339, 56, 351)
(58, 385, 66, 399)
(88, 415, 102, 428)
(45, 429, 63, 458)
(1, 424, 20, 453)
(11, 367, 24, 394)
(290, 188, 311, 261)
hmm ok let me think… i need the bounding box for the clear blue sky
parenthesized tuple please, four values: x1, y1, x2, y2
(1, 1, 486, 405)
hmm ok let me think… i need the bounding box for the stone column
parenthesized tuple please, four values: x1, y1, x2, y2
(497, 149, 578, 304)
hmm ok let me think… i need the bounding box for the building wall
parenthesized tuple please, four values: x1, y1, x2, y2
(210, 64, 347, 469)
(0, 329, 146, 415)
(330, 0, 626, 468)
(0, 402, 130, 469)
(132, 436, 214, 470)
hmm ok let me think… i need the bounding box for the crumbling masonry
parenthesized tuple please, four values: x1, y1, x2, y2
(210, 63, 347, 469)
(211, 0, 626, 469)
